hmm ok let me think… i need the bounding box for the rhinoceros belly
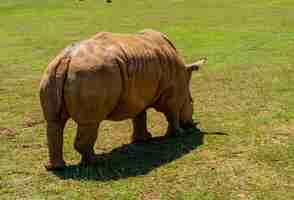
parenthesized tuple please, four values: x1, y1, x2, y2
(106, 78, 161, 121)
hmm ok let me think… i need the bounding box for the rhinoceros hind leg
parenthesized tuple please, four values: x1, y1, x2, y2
(45, 119, 68, 171)
(131, 110, 152, 142)
(165, 112, 184, 137)
(74, 123, 99, 165)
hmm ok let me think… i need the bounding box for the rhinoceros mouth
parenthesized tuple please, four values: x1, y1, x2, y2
(180, 121, 197, 130)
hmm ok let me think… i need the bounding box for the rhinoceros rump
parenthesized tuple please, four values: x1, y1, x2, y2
(39, 29, 207, 170)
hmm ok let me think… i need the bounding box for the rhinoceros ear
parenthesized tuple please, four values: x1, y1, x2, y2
(186, 57, 208, 72)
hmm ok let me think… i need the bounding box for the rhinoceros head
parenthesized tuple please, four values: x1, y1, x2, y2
(179, 57, 208, 129)
(179, 92, 194, 129)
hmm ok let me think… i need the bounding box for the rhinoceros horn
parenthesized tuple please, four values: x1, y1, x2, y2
(186, 57, 208, 72)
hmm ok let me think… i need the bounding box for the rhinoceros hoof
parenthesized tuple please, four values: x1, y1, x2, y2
(79, 155, 100, 166)
(44, 161, 66, 171)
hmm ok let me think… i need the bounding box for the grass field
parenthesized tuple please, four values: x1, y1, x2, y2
(1, 0, 294, 199)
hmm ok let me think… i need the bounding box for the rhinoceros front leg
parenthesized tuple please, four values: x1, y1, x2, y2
(131, 110, 152, 142)
(165, 112, 185, 137)
(45, 120, 68, 171)
(74, 123, 99, 165)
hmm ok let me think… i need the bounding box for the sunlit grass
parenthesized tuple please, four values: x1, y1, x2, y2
(0, 0, 294, 199)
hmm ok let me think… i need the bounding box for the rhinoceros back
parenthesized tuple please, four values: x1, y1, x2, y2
(89, 30, 186, 120)
(41, 29, 186, 122)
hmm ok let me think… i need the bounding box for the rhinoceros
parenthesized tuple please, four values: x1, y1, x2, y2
(39, 29, 207, 170)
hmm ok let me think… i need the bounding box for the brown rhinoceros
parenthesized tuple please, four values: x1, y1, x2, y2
(39, 29, 207, 170)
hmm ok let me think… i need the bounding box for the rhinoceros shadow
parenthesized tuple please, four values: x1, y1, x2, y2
(53, 129, 226, 181)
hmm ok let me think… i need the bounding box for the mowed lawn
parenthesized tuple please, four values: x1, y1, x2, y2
(0, 0, 294, 199)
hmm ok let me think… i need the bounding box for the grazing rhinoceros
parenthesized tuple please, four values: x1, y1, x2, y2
(39, 29, 207, 170)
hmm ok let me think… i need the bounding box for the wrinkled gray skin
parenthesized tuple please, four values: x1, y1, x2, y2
(39, 29, 207, 170)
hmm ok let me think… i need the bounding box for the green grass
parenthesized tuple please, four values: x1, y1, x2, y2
(1, 0, 294, 199)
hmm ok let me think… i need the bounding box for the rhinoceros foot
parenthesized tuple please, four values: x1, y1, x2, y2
(79, 154, 101, 166)
(44, 161, 66, 171)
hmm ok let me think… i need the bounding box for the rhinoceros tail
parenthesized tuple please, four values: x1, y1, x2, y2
(39, 50, 71, 121)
